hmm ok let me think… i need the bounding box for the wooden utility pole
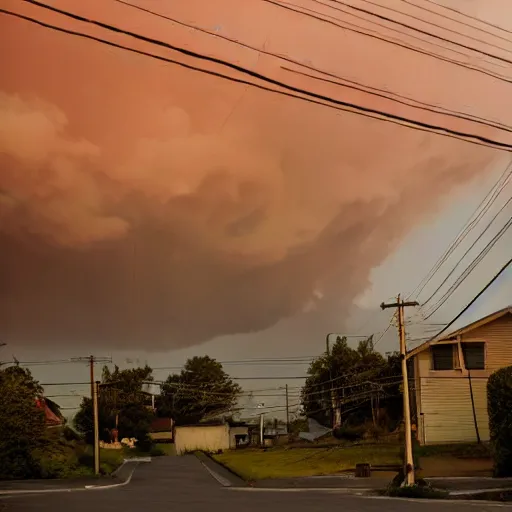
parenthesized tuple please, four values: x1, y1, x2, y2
(285, 384, 290, 433)
(70, 355, 111, 473)
(89, 355, 95, 400)
(325, 334, 340, 429)
(259, 413, 264, 446)
(92, 380, 100, 475)
(381, 295, 418, 486)
(71, 355, 112, 399)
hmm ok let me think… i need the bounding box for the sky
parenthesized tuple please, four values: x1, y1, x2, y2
(0, 0, 511, 418)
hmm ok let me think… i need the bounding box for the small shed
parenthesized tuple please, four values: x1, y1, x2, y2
(174, 424, 230, 455)
(229, 424, 249, 448)
(149, 418, 174, 443)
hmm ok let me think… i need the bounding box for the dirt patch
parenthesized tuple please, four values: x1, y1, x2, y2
(418, 456, 492, 478)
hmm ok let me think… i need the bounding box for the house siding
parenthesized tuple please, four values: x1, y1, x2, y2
(174, 425, 230, 455)
(415, 313, 512, 445)
(462, 314, 512, 371)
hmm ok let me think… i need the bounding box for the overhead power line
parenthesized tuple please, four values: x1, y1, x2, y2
(325, 0, 512, 63)
(115, 0, 512, 134)
(423, 215, 512, 319)
(408, 161, 512, 300)
(419, 0, 512, 37)
(334, 0, 512, 55)
(282, 66, 512, 133)
(426, 255, 512, 340)
(259, 0, 512, 85)
(6, 5, 512, 153)
(421, 196, 512, 309)
(396, 0, 512, 44)
(307, 0, 506, 66)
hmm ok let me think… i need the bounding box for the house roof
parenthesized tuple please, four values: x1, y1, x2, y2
(36, 398, 63, 426)
(407, 306, 512, 360)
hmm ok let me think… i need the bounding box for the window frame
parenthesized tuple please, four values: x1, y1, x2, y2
(430, 342, 459, 371)
(460, 340, 486, 371)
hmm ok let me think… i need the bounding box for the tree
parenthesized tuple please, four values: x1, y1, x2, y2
(0, 366, 45, 478)
(74, 364, 155, 446)
(158, 356, 241, 425)
(487, 366, 512, 477)
(301, 336, 402, 431)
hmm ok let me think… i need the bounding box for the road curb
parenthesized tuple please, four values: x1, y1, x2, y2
(195, 452, 246, 487)
(227, 487, 512, 505)
(0, 458, 151, 496)
(226, 487, 375, 494)
(199, 461, 233, 487)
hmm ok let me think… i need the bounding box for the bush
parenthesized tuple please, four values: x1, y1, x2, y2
(32, 440, 92, 479)
(487, 366, 512, 477)
(62, 426, 83, 442)
(149, 445, 165, 457)
(333, 424, 365, 442)
(385, 483, 449, 500)
(0, 445, 41, 480)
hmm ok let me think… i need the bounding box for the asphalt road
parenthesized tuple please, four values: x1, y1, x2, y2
(1, 456, 509, 512)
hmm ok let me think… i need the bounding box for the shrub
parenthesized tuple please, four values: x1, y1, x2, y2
(487, 366, 512, 477)
(332, 424, 365, 442)
(62, 426, 83, 442)
(0, 445, 41, 480)
(149, 445, 165, 457)
(385, 483, 449, 500)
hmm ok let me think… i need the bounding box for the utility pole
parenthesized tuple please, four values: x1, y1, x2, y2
(89, 355, 95, 399)
(325, 334, 338, 429)
(285, 384, 290, 434)
(71, 355, 112, 399)
(259, 412, 264, 447)
(70, 355, 111, 474)
(381, 295, 418, 486)
(93, 380, 100, 475)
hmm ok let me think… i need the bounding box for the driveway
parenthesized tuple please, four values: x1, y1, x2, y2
(1, 455, 510, 511)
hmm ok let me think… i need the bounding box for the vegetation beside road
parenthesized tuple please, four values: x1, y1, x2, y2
(0, 363, 177, 481)
(213, 444, 402, 480)
(213, 441, 494, 481)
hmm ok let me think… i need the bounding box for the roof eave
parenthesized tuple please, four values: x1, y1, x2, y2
(406, 306, 512, 360)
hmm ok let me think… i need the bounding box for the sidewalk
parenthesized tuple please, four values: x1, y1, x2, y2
(253, 474, 392, 490)
(426, 477, 512, 492)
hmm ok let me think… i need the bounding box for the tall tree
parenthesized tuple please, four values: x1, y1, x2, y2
(74, 364, 154, 446)
(158, 356, 241, 425)
(0, 366, 45, 478)
(302, 336, 402, 429)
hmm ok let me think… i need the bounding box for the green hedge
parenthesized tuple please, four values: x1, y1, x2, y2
(487, 366, 512, 477)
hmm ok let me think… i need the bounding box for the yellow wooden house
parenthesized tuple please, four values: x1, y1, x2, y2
(406, 306, 512, 445)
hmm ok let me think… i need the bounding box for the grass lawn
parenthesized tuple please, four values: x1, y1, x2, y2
(153, 443, 176, 456)
(213, 444, 402, 480)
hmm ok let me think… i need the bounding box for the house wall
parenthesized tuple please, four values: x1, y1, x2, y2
(415, 313, 512, 445)
(174, 425, 230, 455)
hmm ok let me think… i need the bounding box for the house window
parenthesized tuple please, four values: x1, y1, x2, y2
(431, 344, 457, 370)
(462, 342, 485, 370)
